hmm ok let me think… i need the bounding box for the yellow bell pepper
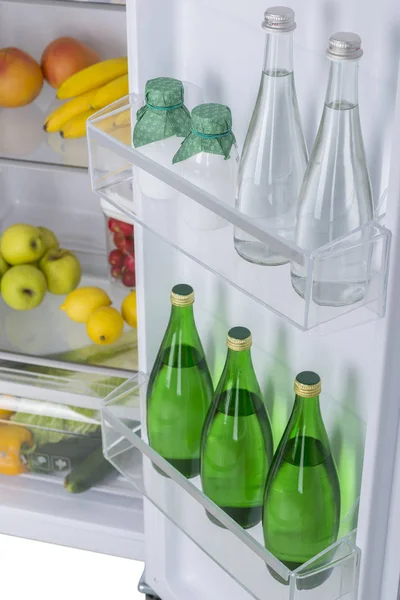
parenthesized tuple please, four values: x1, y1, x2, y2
(0, 424, 34, 475)
(0, 409, 15, 421)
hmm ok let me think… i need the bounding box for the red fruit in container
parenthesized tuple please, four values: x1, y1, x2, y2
(117, 221, 134, 237)
(108, 218, 119, 233)
(124, 253, 135, 273)
(113, 232, 126, 251)
(122, 269, 136, 288)
(114, 233, 134, 254)
(111, 265, 124, 279)
(108, 249, 124, 267)
(124, 237, 134, 256)
(108, 217, 133, 236)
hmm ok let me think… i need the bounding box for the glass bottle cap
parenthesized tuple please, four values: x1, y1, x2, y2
(294, 371, 321, 398)
(262, 7, 296, 33)
(145, 77, 184, 108)
(227, 326, 252, 351)
(191, 103, 233, 136)
(171, 284, 194, 307)
(327, 32, 363, 61)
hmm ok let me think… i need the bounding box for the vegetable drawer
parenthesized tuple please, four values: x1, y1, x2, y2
(0, 366, 143, 559)
(102, 374, 362, 600)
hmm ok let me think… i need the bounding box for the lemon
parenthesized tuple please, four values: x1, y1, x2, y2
(60, 286, 111, 323)
(121, 290, 137, 328)
(86, 306, 124, 345)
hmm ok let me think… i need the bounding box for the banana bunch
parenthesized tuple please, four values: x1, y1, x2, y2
(44, 57, 129, 139)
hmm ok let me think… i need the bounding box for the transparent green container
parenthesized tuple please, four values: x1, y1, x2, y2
(146, 284, 213, 478)
(201, 326, 273, 528)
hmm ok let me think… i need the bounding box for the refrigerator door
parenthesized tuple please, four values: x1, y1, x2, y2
(106, 0, 400, 599)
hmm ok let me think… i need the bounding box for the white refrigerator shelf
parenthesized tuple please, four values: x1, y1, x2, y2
(87, 95, 391, 332)
(102, 373, 361, 600)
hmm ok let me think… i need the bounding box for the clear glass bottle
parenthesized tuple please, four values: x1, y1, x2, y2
(133, 77, 191, 201)
(291, 33, 374, 306)
(263, 371, 340, 588)
(201, 327, 273, 529)
(234, 7, 307, 265)
(173, 103, 239, 231)
(146, 284, 213, 479)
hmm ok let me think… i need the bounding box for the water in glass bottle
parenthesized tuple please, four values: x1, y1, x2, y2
(291, 33, 374, 306)
(234, 7, 307, 266)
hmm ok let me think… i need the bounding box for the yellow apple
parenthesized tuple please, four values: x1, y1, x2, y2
(1, 265, 47, 310)
(38, 226, 59, 251)
(0, 223, 44, 265)
(39, 248, 81, 295)
(0, 250, 9, 280)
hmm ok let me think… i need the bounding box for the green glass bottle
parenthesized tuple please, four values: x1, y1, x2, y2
(263, 371, 341, 588)
(201, 327, 273, 529)
(147, 284, 213, 479)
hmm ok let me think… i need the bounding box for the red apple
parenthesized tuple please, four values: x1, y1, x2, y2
(111, 265, 123, 279)
(124, 253, 135, 273)
(122, 270, 136, 288)
(108, 217, 133, 236)
(108, 249, 124, 267)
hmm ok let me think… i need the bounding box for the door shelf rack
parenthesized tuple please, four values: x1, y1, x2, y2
(87, 95, 391, 332)
(102, 373, 361, 600)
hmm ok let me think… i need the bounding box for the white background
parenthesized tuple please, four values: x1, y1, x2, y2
(0, 534, 144, 600)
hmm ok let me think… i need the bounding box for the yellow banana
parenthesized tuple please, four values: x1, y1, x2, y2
(112, 125, 131, 145)
(57, 57, 128, 100)
(113, 108, 131, 128)
(44, 90, 97, 133)
(91, 74, 129, 109)
(60, 109, 97, 139)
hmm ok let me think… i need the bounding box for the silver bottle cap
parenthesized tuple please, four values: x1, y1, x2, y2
(327, 32, 363, 60)
(262, 6, 296, 32)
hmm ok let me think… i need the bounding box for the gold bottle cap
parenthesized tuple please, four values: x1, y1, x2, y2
(227, 326, 252, 351)
(170, 283, 195, 307)
(294, 371, 321, 398)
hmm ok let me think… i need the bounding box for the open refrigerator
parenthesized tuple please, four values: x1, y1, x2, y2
(1, 0, 400, 599)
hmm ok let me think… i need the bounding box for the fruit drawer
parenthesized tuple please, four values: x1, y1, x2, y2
(102, 374, 361, 600)
(87, 95, 391, 332)
(0, 163, 139, 372)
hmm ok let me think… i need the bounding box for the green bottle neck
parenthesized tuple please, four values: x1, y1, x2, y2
(226, 347, 253, 372)
(290, 394, 329, 442)
(164, 304, 200, 347)
(219, 348, 259, 393)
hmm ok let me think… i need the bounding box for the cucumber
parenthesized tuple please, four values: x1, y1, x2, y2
(64, 446, 116, 494)
(25, 435, 102, 473)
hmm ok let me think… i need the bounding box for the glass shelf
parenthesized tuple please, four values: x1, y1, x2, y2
(102, 374, 361, 600)
(87, 95, 391, 331)
(0, 86, 89, 171)
(2, 0, 125, 10)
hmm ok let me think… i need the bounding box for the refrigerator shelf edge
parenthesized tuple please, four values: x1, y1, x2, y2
(1, 0, 126, 11)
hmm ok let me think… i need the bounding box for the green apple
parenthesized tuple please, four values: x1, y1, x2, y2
(0, 224, 44, 265)
(38, 226, 59, 252)
(0, 250, 9, 280)
(39, 248, 81, 295)
(1, 265, 47, 310)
